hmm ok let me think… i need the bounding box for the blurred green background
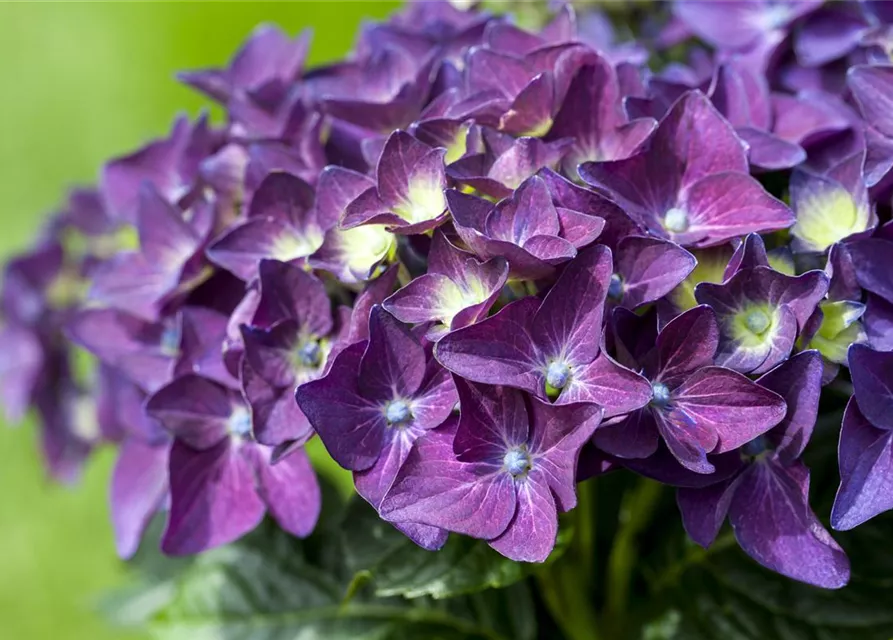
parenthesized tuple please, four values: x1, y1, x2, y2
(0, 3, 398, 638)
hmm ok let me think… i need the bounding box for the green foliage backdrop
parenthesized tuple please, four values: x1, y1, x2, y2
(0, 4, 397, 638)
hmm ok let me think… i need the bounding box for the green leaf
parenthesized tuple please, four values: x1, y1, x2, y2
(341, 497, 568, 599)
(110, 516, 538, 640)
(647, 518, 893, 640)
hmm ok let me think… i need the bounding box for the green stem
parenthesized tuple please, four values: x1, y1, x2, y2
(648, 532, 736, 593)
(536, 481, 601, 640)
(603, 477, 663, 636)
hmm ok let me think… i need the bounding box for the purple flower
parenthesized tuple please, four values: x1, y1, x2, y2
(207, 172, 329, 282)
(831, 344, 893, 530)
(607, 236, 696, 310)
(447, 131, 572, 200)
(437, 245, 653, 418)
(790, 150, 874, 253)
(178, 25, 309, 104)
(545, 53, 656, 178)
(580, 92, 794, 248)
(380, 378, 602, 562)
(677, 351, 850, 589)
(447, 174, 605, 280)
(695, 264, 829, 375)
(101, 372, 171, 559)
(315, 45, 434, 133)
(383, 231, 508, 338)
(341, 131, 449, 234)
(596, 305, 787, 473)
(147, 374, 320, 555)
(295, 307, 456, 549)
(710, 60, 806, 171)
(308, 166, 397, 283)
(240, 259, 338, 447)
(672, 1, 821, 51)
(89, 185, 212, 321)
(101, 116, 220, 224)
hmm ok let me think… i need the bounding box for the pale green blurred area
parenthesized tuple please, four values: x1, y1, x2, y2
(0, 3, 397, 639)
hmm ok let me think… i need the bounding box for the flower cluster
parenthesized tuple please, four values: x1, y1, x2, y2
(5, 0, 893, 591)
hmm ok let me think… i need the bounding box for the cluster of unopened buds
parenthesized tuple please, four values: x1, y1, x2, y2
(6, 0, 893, 590)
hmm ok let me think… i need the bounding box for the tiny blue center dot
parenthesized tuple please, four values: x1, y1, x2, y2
(650, 382, 671, 408)
(546, 361, 571, 390)
(744, 309, 771, 335)
(503, 448, 532, 477)
(228, 406, 252, 439)
(160, 325, 180, 356)
(663, 208, 690, 234)
(386, 399, 412, 425)
(608, 273, 624, 301)
(297, 340, 322, 367)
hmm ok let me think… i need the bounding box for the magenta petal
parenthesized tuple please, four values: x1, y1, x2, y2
(656, 305, 718, 379)
(724, 233, 769, 280)
(678, 172, 794, 248)
(555, 207, 605, 248)
(848, 238, 893, 304)
(250, 445, 321, 538)
(561, 351, 652, 418)
(756, 350, 823, 463)
(66, 309, 176, 393)
(654, 408, 717, 475)
(241, 357, 313, 448)
(162, 439, 266, 556)
(383, 273, 462, 325)
(379, 425, 517, 540)
(593, 408, 660, 460)
(315, 166, 376, 230)
(676, 476, 739, 548)
(848, 344, 893, 430)
(729, 459, 850, 589)
(359, 307, 426, 400)
(488, 472, 557, 562)
(253, 259, 332, 334)
(526, 397, 602, 512)
(295, 342, 384, 471)
(533, 244, 612, 365)
(207, 218, 311, 282)
(145, 375, 233, 450)
(673, 366, 786, 454)
(831, 398, 893, 530)
(738, 127, 806, 171)
(453, 379, 530, 462)
(111, 439, 170, 559)
(436, 297, 542, 393)
(615, 236, 696, 309)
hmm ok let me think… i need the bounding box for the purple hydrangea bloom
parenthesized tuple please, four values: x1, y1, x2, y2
(678, 350, 850, 589)
(207, 172, 329, 282)
(447, 174, 605, 279)
(380, 378, 602, 562)
(596, 305, 787, 473)
(89, 185, 212, 321)
(545, 52, 657, 179)
(178, 24, 309, 105)
(147, 374, 320, 555)
(695, 262, 829, 375)
(447, 131, 572, 199)
(790, 150, 874, 253)
(383, 231, 508, 338)
(295, 307, 456, 549)
(437, 245, 653, 418)
(672, 1, 821, 52)
(831, 345, 893, 530)
(308, 165, 397, 284)
(101, 116, 220, 224)
(580, 92, 794, 248)
(341, 131, 449, 234)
